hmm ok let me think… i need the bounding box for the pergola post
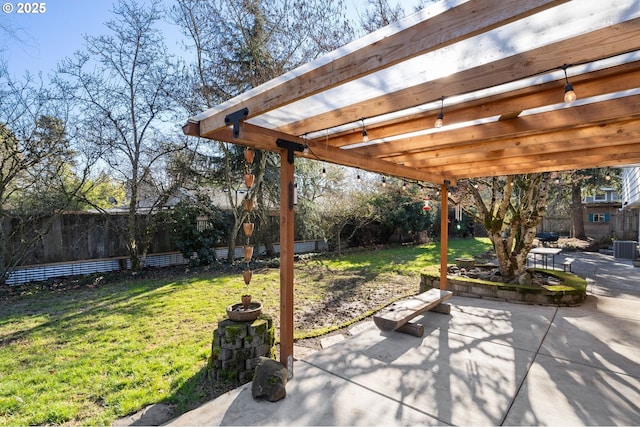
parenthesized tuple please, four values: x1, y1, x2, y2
(279, 149, 295, 378)
(440, 183, 448, 290)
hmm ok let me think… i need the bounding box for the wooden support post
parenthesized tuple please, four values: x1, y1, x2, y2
(440, 183, 448, 290)
(279, 149, 295, 378)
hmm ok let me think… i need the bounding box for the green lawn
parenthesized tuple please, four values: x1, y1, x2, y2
(0, 238, 491, 426)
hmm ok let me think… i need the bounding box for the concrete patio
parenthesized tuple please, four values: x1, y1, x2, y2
(167, 251, 640, 426)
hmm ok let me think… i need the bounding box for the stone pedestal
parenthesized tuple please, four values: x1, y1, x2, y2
(209, 315, 276, 384)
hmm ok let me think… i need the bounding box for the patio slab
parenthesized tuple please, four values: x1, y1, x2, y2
(165, 252, 640, 426)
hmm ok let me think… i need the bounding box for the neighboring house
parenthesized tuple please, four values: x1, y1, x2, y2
(583, 185, 637, 240)
(622, 166, 640, 242)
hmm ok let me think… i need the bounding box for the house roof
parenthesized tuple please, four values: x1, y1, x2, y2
(183, 0, 640, 185)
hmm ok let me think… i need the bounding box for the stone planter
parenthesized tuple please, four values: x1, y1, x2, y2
(455, 257, 475, 269)
(633, 259, 640, 268)
(227, 301, 262, 322)
(210, 314, 275, 384)
(420, 267, 587, 306)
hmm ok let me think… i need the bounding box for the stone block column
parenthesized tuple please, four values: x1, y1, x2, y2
(210, 315, 275, 384)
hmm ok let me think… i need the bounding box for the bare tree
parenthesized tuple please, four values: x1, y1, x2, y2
(173, 0, 353, 262)
(457, 174, 551, 284)
(54, 0, 187, 271)
(0, 66, 86, 284)
(359, 0, 406, 33)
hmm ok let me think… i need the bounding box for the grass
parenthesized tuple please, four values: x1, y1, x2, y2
(0, 238, 491, 426)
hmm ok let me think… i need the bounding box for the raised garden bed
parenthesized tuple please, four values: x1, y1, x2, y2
(420, 265, 587, 306)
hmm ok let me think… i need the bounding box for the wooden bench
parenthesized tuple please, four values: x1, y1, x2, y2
(373, 289, 453, 337)
(562, 257, 575, 272)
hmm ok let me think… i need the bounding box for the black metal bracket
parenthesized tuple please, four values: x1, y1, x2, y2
(276, 138, 305, 164)
(224, 107, 249, 138)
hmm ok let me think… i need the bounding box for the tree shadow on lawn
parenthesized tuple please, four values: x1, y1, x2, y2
(0, 274, 187, 349)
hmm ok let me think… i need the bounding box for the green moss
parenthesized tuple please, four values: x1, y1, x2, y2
(268, 375, 279, 385)
(268, 325, 275, 346)
(218, 369, 238, 382)
(225, 324, 245, 342)
(250, 319, 268, 336)
(211, 345, 220, 360)
(425, 266, 586, 297)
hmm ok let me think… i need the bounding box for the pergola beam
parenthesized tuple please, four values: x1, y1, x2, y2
(195, 0, 569, 137)
(318, 62, 640, 151)
(371, 94, 640, 163)
(438, 143, 640, 179)
(277, 14, 640, 136)
(401, 122, 640, 169)
(202, 122, 450, 184)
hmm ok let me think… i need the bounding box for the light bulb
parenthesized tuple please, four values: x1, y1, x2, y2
(564, 83, 576, 103)
(434, 112, 443, 128)
(361, 128, 369, 143)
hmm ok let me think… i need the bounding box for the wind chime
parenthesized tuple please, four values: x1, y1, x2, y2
(241, 147, 255, 310)
(454, 203, 463, 222)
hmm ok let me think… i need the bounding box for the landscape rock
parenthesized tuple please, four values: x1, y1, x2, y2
(251, 357, 288, 402)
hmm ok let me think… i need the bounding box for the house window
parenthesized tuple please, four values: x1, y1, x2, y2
(589, 213, 609, 223)
(594, 193, 606, 201)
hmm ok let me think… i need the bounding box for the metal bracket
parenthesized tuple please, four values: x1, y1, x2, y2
(276, 138, 305, 164)
(224, 107, 249, 138)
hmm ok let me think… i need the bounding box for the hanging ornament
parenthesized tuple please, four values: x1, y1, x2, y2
(243, 245, 254, 261)
(422, 197, 431, 212)
(244, 198, 254, 212)
(243, 269, 253, 285)
(243, 222, 254, 238)
(244, 173, 255, 189)
(244, 147, 255, 164)
(238, 145, 257, 312)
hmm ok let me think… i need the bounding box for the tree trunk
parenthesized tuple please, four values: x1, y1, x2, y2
(467, 174, 550, 283)
(570, 183, 586, 240)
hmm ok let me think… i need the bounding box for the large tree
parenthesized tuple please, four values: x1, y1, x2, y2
(55, 0, 187, 270)
(554, 168, 622, 239)
(173, 0, 353, 262)
(0, 62, 91, 284)
(456, 174, 552, 284)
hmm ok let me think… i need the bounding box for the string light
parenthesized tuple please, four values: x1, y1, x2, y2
(361, 119, 369, 143)
(562, 65, 577, 103)
(434, 96, 444, 128)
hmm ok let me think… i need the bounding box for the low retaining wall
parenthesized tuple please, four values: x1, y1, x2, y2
(420, 269, 586, 306)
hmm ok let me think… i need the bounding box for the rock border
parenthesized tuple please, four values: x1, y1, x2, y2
(420, 266, 587, 306)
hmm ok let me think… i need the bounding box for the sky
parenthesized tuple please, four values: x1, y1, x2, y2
(1, 0, 398, 79)
(2, 0, 183, 77)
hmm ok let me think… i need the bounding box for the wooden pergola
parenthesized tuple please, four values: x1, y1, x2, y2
(183, 0, 640, 374)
